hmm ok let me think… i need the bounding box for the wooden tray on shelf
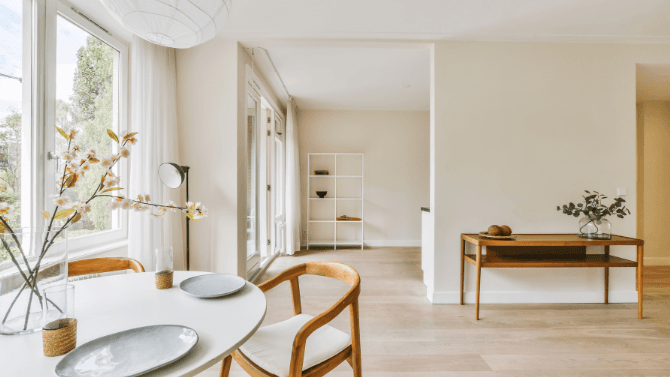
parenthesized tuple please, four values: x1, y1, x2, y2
(337, 216, 362, 221)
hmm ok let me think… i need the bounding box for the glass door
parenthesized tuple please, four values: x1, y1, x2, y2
(263, 103, 273, 264)
(246, 90, 260, 277)
(246, 66, 286, 277)
(273, 116, 285, 255)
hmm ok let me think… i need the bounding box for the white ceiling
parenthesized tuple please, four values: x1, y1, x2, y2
(72, 0, 670, 110)
(637, 64, 670, 102)
(220, 0, 670, 43)
(245, 42, 430, 111)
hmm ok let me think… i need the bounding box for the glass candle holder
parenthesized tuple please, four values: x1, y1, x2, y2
(43, 284, 75, 325)
(155, 247, 174, 289)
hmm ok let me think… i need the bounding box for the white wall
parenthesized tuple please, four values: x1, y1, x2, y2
(176, 39, 243, 275)
(430, 41, 670, 304)
(298, 109, 429, 246)
(175, 40, 286, 277)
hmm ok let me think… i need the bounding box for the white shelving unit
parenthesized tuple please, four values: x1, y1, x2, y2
(307, 153, 364, 250)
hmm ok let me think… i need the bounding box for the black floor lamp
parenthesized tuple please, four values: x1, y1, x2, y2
(158, 163, 191, 270)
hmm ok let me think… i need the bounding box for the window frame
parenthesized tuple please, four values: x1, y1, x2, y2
(38, 1, 129, 254)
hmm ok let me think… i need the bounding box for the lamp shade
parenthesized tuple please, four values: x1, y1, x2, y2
(158, 163, 185, 189)
(99, 0, 232, 49)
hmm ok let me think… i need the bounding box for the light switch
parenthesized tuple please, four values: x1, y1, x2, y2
(617, 188, 627, 196)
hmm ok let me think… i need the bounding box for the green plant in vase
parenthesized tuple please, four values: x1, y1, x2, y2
(0, 127, 207, 335)
(557, 190, 630, 240)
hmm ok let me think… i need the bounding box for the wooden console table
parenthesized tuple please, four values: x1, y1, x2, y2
(460, 234, 644, 320)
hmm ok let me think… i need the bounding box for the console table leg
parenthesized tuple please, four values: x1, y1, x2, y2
(475, 245, 482, 320)
(604, 245, 609, 304)
(638, 245, 644, 319)
(460, 239, 465, 305)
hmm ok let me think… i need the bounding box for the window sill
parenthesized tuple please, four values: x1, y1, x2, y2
(68, 239, 129, 262)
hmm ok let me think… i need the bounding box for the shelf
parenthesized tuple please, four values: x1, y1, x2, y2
(337, 220, 362, 223)
(463, 254, 637, 268)
(307, 153, 363, 250)
(308, 240, 335, 245)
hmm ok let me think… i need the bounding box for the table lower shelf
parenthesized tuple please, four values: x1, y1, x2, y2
(463, 254, 637, 268)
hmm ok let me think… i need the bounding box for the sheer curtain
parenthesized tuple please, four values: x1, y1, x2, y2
(128, 36, 184, 270)
(285, 98, 302, 255)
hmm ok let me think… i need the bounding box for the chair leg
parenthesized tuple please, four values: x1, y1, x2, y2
(349, 301, 362, 377)
(346, 356, 353, 368)
(219, 355, 232, 377)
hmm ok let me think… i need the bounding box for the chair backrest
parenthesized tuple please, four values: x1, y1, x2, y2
(304, 261, 360, 287)
(258, 261, 361, 317)
(256, 261, 362, 377)
(68, 257, 145, 277)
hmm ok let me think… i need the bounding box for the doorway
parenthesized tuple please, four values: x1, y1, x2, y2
(636, 64, 670, 267)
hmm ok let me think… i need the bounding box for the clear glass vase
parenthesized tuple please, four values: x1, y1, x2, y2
(578, 216, 611, 240)
(0, 227, 68, 335)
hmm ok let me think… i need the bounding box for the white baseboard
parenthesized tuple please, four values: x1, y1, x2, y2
(645, 257, 670, 266)
(363, 240, 421, 247)
(428, 290, 638, 304)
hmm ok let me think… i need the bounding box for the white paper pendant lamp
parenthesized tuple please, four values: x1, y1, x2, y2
(99, 0, 232, 49)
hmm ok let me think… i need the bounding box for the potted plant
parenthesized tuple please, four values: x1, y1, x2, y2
(0, 127, 207, 335)
(557, 190, 630, 240)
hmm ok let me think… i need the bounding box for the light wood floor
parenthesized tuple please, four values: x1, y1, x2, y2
(199, 248, 670, 377)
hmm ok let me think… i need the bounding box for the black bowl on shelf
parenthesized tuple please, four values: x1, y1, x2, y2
(316, 191, 327, 198)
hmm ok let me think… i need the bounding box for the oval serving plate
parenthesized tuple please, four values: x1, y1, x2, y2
(179, 274, 246, 299)
(55, 325, 198, 377)
(478, 232, 516, 240)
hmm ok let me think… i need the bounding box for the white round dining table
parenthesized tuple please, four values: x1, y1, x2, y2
(0, 271, 267, 377)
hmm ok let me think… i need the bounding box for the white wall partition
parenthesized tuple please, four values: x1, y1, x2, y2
(429, 41, 670, 304)
(307, 153, 364, 249)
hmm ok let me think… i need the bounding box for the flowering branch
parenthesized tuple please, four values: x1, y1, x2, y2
(0, 127, 207, 330)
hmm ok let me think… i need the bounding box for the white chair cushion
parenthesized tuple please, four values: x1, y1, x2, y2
(239, 314, 351, 377)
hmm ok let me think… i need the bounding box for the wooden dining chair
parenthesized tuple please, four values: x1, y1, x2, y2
(220, 261, 362, 377)
(68, 257, 145, 277)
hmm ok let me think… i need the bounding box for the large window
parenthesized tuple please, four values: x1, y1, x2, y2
(0, 0, 31, 233)
(0, 0, 127, 254)
(55, 14, 121, 240)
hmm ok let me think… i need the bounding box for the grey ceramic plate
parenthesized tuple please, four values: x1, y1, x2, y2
(54, 325, 198, 377)
(179, 274, 246, 298)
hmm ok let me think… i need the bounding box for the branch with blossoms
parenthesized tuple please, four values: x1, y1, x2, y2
(0, 127, 207, 330)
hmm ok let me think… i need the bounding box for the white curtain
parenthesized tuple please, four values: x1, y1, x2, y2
(128, 36, 184, 271)
(285, 98, 302, 255)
